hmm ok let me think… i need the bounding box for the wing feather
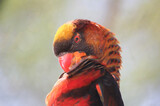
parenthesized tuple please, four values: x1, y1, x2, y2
(96, 71, 124, 106)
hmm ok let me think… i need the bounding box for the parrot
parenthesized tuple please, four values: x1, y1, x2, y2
(46, 19, 124, 106)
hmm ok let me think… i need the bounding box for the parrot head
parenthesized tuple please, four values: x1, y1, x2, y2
(53, 19, 121, 84)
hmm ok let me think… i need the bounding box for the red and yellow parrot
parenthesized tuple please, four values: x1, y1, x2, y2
(46, 19, 124, 106)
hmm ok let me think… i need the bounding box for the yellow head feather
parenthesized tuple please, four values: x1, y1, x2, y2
(53, 22, 76, 44)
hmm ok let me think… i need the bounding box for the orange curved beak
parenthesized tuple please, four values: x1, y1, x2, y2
(58, 53, 73, 72)
(58, 52, 87, 72)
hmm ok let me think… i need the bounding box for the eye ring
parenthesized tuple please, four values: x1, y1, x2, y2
(74, 33, 81, 43)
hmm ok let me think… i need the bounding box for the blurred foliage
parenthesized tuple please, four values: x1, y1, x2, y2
(0, 0, 160, 106)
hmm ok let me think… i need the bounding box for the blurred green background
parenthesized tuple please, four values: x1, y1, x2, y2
(0, 0, 160, 106)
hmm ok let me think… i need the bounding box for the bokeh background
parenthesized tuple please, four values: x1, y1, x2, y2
(0, 0, 160, 106)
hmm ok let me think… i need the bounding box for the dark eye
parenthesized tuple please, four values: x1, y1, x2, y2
(74, 33, 81, 43)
